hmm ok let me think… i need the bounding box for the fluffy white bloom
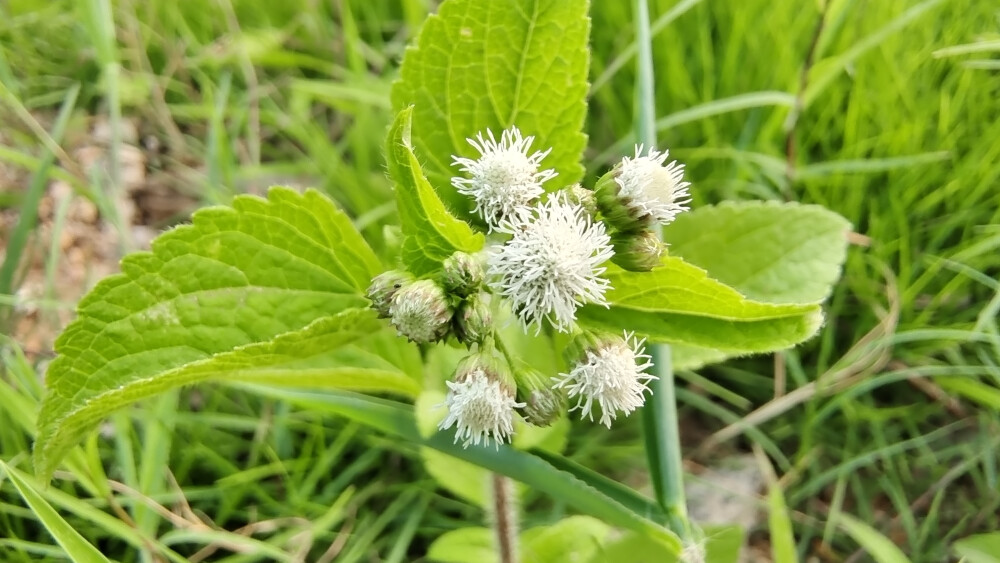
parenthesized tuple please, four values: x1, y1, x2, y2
(439, 369, 524, 448)
(452, 126, 557, 231)
(616, 145, 691, 225)
(487, 193, 614, 333)
(552, 332, 656, 427)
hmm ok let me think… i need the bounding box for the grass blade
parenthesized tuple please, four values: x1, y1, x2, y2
(0, 461, 112, 563)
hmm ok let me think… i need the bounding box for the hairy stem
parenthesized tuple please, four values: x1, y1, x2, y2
(491, 473, 519, 563)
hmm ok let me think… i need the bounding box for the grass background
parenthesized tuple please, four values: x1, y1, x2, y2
(1, 0, 998, 560)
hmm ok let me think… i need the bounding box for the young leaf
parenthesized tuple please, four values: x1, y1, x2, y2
(578, 259, 823, 353)
(386, 107, 485, 275)
(391, 0, 590, 215)
(663, 201, 851, 304)
(35, 188, 387, 479)
(953, 533, 1000, 563)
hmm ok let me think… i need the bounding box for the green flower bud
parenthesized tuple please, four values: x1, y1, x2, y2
(388, 279, 453, 343)
(454, 293, 492, 346)
(366, 270, 413, 318)
(595, 147, 692, 232)
(564, 183, 599, 221)
(441, 251, 484, 297)
(512, 364, 564, 427)
(610, 229, 665, 272)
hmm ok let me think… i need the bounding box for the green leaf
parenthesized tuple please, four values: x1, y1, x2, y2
(836, 514, 911, 563)
(954, 533, 1000, 563)
(386, 107, 485, 275)
(0, 461, 112, 563)
(427, 528, 496, 563)
(578, 259, 823, 353)
(703, 526, 746, 563)
(664, 201, 851, 304)
(35, 187, 387, 479)
(391, 0, 590, 215)
(521, 516, 612, 563)
(767, 483, 798, 563)
(585, 530, 681, 563)
(243, 385, 682, 553)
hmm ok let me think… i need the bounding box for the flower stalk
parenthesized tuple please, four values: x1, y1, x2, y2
(634, 0, 694, 544)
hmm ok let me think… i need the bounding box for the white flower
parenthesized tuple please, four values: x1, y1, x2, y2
(452, 126, 557, 231)
(616, 145, 691, 225)
(439, 369, 524, 448)
(487, 193, 614, 333)
(552, 332, 656, 427)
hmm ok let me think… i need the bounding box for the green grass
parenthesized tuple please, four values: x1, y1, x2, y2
(2, 0, 999, 560)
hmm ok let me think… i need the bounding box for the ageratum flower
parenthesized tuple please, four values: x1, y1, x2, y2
(552, 331, 656, 427)
(596, 145, 691, 231)
(487, 192, 614, 333)
(439, 357, 524, 448)
(452, 126, 557, 231)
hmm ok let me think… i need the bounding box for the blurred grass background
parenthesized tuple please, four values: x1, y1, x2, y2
(1, 0, 998, 560)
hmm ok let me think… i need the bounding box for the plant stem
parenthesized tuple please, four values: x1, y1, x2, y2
(491, 473, 519, 563)
(634, 0, 694, 543)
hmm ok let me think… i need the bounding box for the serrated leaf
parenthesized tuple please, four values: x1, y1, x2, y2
(386, 107, 485, 275)
(391, 0, 590, 216)
(664, 201, 851, 304)
(35, 187, 388, 479)
(660, 201, 850, 370)
(578, 259, 823, 353)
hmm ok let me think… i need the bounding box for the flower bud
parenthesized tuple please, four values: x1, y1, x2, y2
(441, 251, 484, 297)
(564, 183, 599, 221)
(388, 279, 453, 343)
(366, 270, 413, 318)
(594, 146, 691, 233)
(512, 365, 564, 427)
(610, 229, 665, 272)
(454, 292, 492, 346)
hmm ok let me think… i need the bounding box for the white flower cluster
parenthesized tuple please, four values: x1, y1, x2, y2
(428, 127, 694, 446)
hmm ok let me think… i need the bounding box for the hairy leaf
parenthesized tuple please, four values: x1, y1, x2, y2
(386, 107, 485, 275)
(35, 188, 393, 479)
(578, 259, 823, 352)
(391, 0, 590, 216)
(664, 201, 851, 304)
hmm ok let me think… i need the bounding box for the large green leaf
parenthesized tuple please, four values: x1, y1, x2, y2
(578, 259, 823, 353)
(386, 107, 485, 275)
(35, 188, 392, 479)
(660, 201, 850, 370)
(391, 0, 590, 215)
(664, 201, 851, 304)
(243, 385, 681, 554)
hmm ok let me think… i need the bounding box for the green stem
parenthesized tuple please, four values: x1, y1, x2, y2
(634, 0, 693, 543)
